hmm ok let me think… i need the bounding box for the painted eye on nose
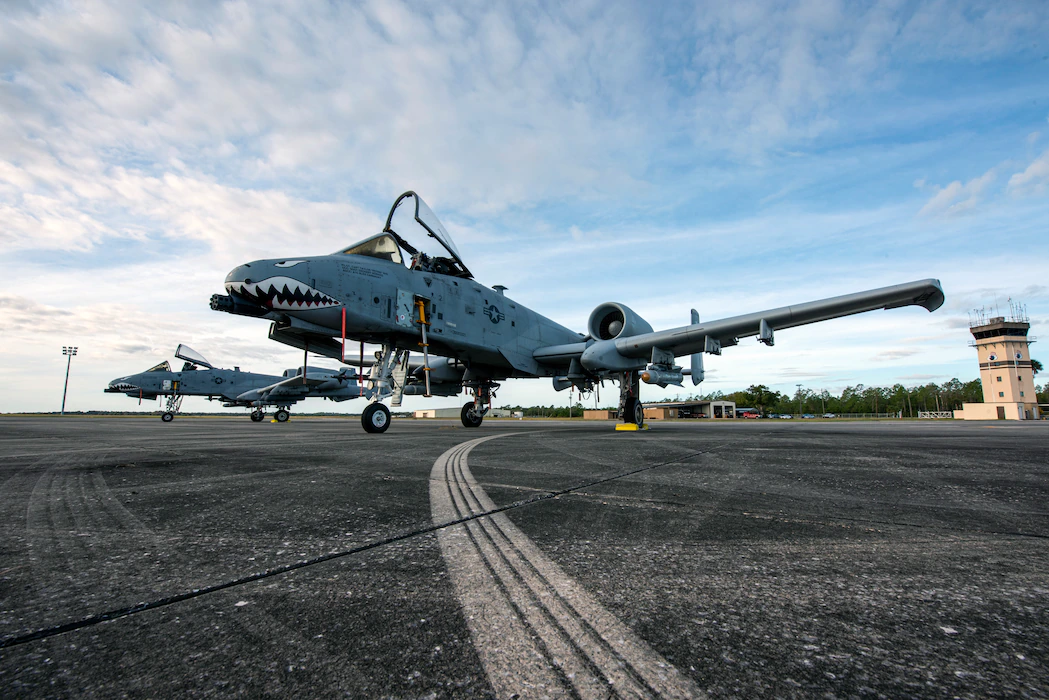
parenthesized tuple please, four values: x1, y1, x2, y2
(244, 278, 252, 284)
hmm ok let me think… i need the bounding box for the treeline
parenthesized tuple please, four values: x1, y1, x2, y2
(512, 404, 586, 418)
(505, 378, 1048, 418)
(680, 378, 1049, 416)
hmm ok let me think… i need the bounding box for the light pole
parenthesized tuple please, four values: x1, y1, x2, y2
(61, 346, 78, 415)
(796, 383, 803, 417)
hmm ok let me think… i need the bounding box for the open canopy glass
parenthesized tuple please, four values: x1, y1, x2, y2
(175, 344, 214, 369)
(336, 192, 472, 278)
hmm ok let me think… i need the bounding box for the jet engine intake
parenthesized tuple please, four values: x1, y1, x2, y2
(587, 303, 654, 341)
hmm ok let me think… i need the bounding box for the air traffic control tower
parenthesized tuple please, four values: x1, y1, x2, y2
(955, 306, 1040, 420)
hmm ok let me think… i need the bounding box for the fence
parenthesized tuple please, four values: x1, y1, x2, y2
(917, 411, 954, 419)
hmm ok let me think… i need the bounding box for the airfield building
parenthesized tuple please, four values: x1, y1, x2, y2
(954, 310, 1040, 420)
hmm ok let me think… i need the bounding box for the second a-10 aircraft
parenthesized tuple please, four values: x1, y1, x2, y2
(106, 344, 367, 422)
(211, 191, 944, 433)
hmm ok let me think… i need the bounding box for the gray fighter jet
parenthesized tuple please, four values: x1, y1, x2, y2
(105, 344, 366, 422)
(211, 191, 944, 433)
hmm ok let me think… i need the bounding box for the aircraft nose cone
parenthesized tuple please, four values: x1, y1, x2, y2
(106, 378, 138, 393)
(225, 264, 252, 285)
(223, 260, 341, 311)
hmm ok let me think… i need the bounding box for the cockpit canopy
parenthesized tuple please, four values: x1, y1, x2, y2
(335, 191, 472, 279)
(175, 344, 214, 370)
(146, 361, 171, 373)
(338, 234, 403, 265)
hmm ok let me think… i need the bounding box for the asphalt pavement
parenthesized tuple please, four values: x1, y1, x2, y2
(0, 416, 1046, 698)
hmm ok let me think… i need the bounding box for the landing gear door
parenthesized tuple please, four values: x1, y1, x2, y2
(395, 289, 416, 328)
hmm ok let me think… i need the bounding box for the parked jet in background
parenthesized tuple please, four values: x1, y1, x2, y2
(211, 191, 945, 433)
(104, 344, 366, 422)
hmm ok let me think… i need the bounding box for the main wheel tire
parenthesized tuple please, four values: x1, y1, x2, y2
(623, 398, 644, 427)
(362, 403, 391, 433)
(161, 412, 174, 422)
(275, 409, 290, 423)
(461, 403, 483, 428)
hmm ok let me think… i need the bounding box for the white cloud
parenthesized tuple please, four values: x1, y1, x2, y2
(1008, 147, 1049, 195)
(918, 169, 996, 217)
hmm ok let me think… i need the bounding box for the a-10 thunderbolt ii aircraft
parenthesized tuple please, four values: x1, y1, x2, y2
(210, 191, 944, 433)
(105, 344, 366, 422)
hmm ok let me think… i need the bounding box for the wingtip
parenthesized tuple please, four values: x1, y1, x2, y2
(920, 278, 945, 313)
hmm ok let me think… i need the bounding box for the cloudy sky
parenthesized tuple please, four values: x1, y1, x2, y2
(2, 0, 1048, 414)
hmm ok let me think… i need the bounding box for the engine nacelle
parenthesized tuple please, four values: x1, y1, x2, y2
(587, 303, 654, 341)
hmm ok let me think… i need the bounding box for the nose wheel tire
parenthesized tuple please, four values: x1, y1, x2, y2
(161, 412, 174, 423)
(274, 409, 290, 423)
(250, 411, 265, 422)
(461, 403, 484, 428)
(362, 403, 391, 433)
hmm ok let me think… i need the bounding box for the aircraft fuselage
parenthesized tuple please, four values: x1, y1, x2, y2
(221, 252, 583, 379)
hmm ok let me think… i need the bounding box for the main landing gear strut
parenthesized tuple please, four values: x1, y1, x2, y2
(251, 408, 290, 423)
(461, 378, 498, 428)
(617, 371, 646, 429)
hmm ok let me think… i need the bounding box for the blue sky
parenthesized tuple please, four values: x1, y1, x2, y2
(1, 0, 1047, 413)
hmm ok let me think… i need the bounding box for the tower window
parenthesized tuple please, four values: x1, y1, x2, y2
(996, 376, 1002, 382)
(999, 391, 1005, 397)
(1020, 391, 1025, 397)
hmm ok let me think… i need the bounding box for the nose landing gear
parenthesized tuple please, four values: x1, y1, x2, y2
(160, 394, 183, 422)
(362, 403, 391, 433)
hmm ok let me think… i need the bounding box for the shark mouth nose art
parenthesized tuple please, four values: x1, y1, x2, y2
(107, 382, 138, 392)
(226, 276, 340, 310)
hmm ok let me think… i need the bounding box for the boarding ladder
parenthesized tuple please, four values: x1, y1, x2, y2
(415, 297, 433, 398)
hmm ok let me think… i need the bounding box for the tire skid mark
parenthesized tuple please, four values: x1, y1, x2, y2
(5, 433, 720, 650)
(451, 465, 659, 696)
(90, 471, 153, 534)
(447, 451, 652, 698)
(431, 435, 703, 699)
(26, 453, 159, 574)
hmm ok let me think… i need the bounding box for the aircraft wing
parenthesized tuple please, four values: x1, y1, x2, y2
(240, 376, 315, 401)
(263, 375, 334, 395)
(534, 278, 944, 370)
(627, 278, 943, 358)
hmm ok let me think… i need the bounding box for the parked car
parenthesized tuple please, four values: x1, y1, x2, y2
(802, 413, 816, 419)
(822, 413, 837, 418)
(766, 413, 779, 419)
(779, 414, 793, 419)
(742, 411, 760, 419)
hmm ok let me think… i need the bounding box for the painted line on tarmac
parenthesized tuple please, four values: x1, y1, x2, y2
(431, 434, 704, 699)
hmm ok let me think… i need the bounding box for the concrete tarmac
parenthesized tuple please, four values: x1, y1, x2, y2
(0, 416, 1046, 698)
